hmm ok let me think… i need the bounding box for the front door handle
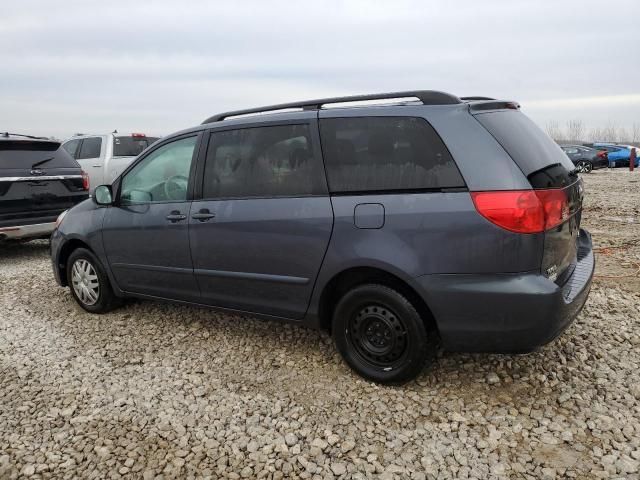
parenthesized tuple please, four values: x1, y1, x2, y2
(192, 209, 216, 222)
(166, 210, 187, 222)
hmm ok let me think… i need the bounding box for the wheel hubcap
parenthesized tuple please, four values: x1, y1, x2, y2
(349, 305, 407, 366)
(71, 259, 100, 306)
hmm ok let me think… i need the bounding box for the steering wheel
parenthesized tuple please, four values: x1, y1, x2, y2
(164, 174, 189, 201)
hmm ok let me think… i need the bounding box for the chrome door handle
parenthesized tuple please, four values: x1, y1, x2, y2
(166, 211, 187, 222)
(92, 164, 102, 167)
(192, 209, 215, 222)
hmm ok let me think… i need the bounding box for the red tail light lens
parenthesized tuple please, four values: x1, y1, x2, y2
(597, 151, 607, 158)
(471, 189, 569, 234)
(81, 170, 90, 191)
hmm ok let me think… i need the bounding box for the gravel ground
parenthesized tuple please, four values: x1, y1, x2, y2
(1, 169, 639, 480)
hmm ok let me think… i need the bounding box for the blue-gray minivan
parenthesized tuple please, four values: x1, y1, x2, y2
(50, 91, 594, 383)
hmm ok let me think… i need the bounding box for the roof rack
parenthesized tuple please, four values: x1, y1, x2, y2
(460, 96, 495, 101)
(202, 90, 461, 124)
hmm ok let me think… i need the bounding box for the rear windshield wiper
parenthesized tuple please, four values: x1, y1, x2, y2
(31, 157, 55, 168)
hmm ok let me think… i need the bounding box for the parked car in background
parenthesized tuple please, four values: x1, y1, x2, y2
(584, 143, 639, 168)
(559, 144, 608, 173)
(0, 133, 89, 242)
(62, 132, 160, 193)
(51, 91, 594, 384)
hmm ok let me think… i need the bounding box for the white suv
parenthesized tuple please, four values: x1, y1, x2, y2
(61, 132, 160, 192)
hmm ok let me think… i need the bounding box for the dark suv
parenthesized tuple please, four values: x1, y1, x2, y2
(1, 133, 89, 242)
(50, 91, 594, 383)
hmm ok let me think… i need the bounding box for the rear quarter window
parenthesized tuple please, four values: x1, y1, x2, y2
(319, 117, 465, 193)
(474, 110, 575, 177)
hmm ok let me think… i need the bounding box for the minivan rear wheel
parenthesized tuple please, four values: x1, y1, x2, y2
(67, 248, 120, 313)
(332, 284, 435, 384)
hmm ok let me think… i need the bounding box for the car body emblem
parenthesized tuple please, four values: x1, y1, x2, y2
(30, 168, 45, 176)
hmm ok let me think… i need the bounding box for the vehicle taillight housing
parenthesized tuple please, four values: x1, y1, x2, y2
(597, 150, 607, 158)
(471, 188, 570, 234)
(81, 170, 90, 191)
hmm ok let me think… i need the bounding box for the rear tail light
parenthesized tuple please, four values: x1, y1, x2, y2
(81, 170, 90, 191)
(597, 151, 607, 158)
(132, 133, 146, 138)
(471, 188, 570, 234)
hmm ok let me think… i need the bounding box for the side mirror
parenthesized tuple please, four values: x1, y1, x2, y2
(94, 185, 113, 206)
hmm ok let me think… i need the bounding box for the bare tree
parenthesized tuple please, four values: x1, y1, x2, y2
(545, 121, 564, 142)
(565, 119, 584, 143)
(617, 127, 629, 144)
(601, 121, 618, 142)
(588, 127, 603, 142)
(631, 123, 640, 144)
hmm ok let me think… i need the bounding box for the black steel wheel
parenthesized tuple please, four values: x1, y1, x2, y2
(332, 284, 437, 384)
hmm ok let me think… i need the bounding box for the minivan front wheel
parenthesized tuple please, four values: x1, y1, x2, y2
(332, 284, 435, 384)
(67, 248, 119, 313)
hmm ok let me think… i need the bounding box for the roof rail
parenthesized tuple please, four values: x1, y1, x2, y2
(202, 90, 461, 124)
(460, 96, 495, 101)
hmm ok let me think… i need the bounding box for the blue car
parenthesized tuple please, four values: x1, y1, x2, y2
(592, 143, 639, 168)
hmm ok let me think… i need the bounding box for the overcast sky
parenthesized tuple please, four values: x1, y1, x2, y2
(1, 0, 639, 140)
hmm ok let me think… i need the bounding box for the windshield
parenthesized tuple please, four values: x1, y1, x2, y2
(113, 136, 160, 157)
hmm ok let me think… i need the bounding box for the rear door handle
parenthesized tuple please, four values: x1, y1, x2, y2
(192, 209, 216, 222)
(166, 210, 187, 222)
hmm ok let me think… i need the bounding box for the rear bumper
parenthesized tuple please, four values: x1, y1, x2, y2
(416, 229, 595, 353)
(0, 222, 55, 241)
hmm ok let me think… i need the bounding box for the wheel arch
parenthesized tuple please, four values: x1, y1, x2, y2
(56, 238, 95, 286)
(317, 266, 438, 336)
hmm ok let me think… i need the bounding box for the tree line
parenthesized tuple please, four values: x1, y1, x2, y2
(545, 120, 640, 145)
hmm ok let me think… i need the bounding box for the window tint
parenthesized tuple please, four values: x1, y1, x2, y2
(319, 117, 464, 193)
(0, 140, 79, 169)
(475, 111, 575, 176)
(203, 124, 324, 199)
(121, 136, 197, 204)
(77, 137, 102, 159)
(113, 136, 160, 157)
(564, 147, 579, 154)
(62, 139, 81, 158)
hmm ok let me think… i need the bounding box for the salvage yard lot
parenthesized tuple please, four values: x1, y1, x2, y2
(1, 170, 639, 479)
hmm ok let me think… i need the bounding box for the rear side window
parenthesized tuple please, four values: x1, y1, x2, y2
(0, 140, 77, 169)
(474, 111, 575, 177)
(203, 124, 325, 199)
(77, 137, 102, 159)
(319, 117, 464, 193)
(113, 136, 160, 157)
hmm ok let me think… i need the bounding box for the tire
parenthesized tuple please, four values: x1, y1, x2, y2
(576, 160, 593, 173)
(66, 247, 120, 313)
(332, 284, 436, 384)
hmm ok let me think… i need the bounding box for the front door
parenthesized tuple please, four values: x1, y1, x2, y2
(102, 134, 201, 302)
(189, 121, 333, 319)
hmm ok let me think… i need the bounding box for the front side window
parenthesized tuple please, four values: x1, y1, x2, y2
(319, 117, 465, 193)
(203, 124, 324, 199)
(62, 139, 81, 158)
(77, 137, 102, 159)
(121, 136, 197, 204)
